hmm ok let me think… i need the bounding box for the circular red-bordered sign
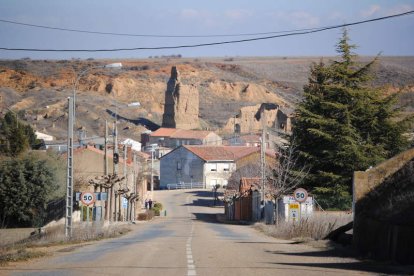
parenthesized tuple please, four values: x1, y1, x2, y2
(294, 188, 308, 203)
(80, 192, 96, 206)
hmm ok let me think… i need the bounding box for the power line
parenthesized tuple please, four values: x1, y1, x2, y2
(0, 18, 325, 38)
(0, 10, 413, 52)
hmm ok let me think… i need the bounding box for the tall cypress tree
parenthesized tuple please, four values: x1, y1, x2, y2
(293, 30, 412, 209)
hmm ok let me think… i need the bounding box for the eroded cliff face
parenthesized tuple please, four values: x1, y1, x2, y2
(162, 66, 200, 129)
(223, 103, 291, 134)
(1, 58, 413, 140)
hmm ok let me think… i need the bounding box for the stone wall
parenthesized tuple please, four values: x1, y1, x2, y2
(353, 148, 414, 264)
(162, 66, 200, 130)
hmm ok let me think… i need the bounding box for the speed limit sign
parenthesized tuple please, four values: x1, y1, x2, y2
(80, 192, 96, 206)
(294, 188, 308, 203)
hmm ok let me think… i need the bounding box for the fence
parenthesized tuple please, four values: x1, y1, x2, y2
(44, 197, 66, 225)
(167, 182, 205, 190)
(225, 190, 261, 222)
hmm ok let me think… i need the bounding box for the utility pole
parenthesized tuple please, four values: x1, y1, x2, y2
(133, 153, 137, 221)
(150, 144, 158, 199)
(104, 120, 109, 220)
(104, 120, 108, 175)
(65, 97, 74, 238)
(112, 121, 119, 221)
(123, 145, 127, 221)
(261, 126, 266, 202)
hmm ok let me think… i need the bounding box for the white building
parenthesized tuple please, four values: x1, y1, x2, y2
(35, 131, 54, 141)
(121, 138, 141, 152)
(159, 145, 262, 189)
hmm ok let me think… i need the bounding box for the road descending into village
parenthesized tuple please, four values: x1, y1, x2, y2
(2, 190, 400, 276)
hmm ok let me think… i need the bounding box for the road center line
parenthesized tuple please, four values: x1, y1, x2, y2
(186, 195, 197, 276)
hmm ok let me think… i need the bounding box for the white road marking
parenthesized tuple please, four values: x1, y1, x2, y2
(186, 195, 197, 276)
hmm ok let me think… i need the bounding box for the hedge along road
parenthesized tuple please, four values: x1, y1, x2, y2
(1, 189, 401, 276)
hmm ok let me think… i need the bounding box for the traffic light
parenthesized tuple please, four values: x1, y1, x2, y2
(113, 153, 119, 164)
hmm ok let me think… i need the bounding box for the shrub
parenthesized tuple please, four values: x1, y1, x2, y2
(137, 210, 154, 221)
(153, 202, 163, 210)
(152, 202, 163, 216)
(255, 211, 352, 240)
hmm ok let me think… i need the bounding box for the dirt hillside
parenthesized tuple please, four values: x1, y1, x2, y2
(0, 57, 413, 141)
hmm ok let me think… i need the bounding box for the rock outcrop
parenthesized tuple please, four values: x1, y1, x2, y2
(223, 103, 291, 134)
(162, 66, 200, 129)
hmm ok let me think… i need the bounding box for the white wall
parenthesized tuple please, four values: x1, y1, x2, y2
(204, 161, 235, 189)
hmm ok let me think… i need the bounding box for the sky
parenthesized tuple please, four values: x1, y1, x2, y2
(0, 0, 413, 59)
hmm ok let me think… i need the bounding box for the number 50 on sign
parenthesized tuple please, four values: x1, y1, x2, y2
(294, 188, 308, 203)
(80, 192, 96, 206)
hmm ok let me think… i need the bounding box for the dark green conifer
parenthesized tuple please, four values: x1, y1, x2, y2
(293, 30, 412, 209)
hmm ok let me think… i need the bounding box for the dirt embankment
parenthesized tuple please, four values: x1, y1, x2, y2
(1, 57, 413, 139)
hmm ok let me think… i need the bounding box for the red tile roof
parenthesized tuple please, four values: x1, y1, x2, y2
(150, 128, 177, 137)
(184, 145, 260, 161)
(150, 128, 215, 140)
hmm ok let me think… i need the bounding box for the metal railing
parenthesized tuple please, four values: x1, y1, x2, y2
(167, 182, 205, 190)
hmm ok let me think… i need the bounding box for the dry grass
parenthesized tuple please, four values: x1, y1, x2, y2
(0, 222, 131, 266)
(27, 222, 132, 247)
(255, 211, 352, 241)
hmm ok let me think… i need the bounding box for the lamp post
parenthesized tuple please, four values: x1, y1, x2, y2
(66, 62, 122, 238)
(149, 143, 158, 199)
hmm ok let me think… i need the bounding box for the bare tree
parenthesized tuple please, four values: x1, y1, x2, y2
(228, 162, 274, 191)
(267, 140, 309, 225)
(267, 140, 308, 200)
(227, 163, 261, 191)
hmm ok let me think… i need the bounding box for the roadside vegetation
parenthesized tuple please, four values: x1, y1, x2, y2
(0, 222, 131, 266)
(292, 29, 413, 210)
(0, 111, 66, 228)
(255, 212, 352, 241)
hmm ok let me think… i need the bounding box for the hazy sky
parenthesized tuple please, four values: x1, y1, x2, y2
(0, 0, 413, 59)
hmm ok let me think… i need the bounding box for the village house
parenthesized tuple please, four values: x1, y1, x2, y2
(142, 128, 222, 149)
(159, 145, 275, 189)
(72, 145, 147, 221)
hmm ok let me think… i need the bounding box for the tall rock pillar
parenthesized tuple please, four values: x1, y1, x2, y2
(162, 66, 200, 129)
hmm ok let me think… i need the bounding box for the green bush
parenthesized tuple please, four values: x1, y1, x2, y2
(153, 202, 163, 210)
(153, 208, 160, 216)
(152, 202, 163, 216)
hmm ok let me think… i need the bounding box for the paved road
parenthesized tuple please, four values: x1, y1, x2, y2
(1, 190, 405, 276)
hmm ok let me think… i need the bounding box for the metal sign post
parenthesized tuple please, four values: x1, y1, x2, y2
(293, 188, 308, 222)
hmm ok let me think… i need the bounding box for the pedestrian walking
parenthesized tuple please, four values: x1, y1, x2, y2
(145, 199, 149, 209)
(149, 199, 153, 209)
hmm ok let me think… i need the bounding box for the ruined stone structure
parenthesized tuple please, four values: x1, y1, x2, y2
(223, 103, 291, 134)
(162, 67, 200, 130)
(353, 148, 414, 264)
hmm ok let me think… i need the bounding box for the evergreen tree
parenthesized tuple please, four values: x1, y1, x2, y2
(0, 153, 58, 227)
(293, 30, 412, 209)
(0, 111, 40, 156)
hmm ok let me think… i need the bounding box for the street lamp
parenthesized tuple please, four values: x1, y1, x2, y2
(149, 143, 158, 198)
(66, 62, 122, 238)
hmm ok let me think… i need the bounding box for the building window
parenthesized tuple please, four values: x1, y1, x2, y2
(177, 161, 181, 170)
(223, 163, 230, 171)
(211, 163, 217, 171)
